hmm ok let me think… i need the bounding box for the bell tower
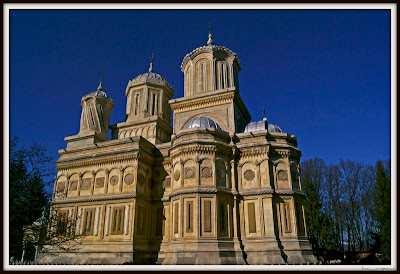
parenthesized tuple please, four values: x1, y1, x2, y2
(110, 54, 174, 144)
(64, 74, 114, 149)
(170, 27, 251, 135)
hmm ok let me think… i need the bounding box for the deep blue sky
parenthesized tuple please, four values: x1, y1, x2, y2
(9, 9, 391, 172)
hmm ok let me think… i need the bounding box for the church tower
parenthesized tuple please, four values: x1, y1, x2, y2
(170, 26, 251, 135)
(110, 54, 174, 144)
(64, 76, 114, 148)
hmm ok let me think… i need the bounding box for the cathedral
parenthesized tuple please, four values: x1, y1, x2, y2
(38, 29, 317, 265)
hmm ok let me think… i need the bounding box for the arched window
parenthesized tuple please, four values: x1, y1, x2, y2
(218, 61, 229, 90)
(185, 67, 192, 96)
(199, 62, 207, 92)
(134, 93, 140, 116)
(151, 92, 158, 116)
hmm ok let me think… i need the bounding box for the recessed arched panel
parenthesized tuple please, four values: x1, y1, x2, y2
(108, 168, 120, 194)
(216, 159, 226, 187)
(183, 159, 196, 187)
(68, 174, 79, 196)
(276, 162, 290, 189)
(194, 58, 212, 93)
(242, 162, 257, 189)
(123, 166, 136, 192)
(290, 164, 300, 190)
(260, 160, 271, 188)
(200, 158, 213, 186)
(56, 175, 67, 193)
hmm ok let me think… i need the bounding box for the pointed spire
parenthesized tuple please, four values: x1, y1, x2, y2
(149, 53, 154, 72)
(97, 72, 104, 91)
(207, 23, 213, 46)
(263, 107, 267, 121)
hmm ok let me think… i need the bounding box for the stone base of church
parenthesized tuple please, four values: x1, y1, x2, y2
(278, 237, 318, 264)
(242, 237, 286, 265)
(36, 251, 133, 265)
(161, 239, 246, 265)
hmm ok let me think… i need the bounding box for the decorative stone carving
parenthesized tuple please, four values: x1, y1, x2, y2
(110, 175, 119, 186)
(184, 167, 195, 179)
(277, 170, 288, 181)
(95, 177, 105, 188)
(124, 174, 134, 185)
(81, 178, 91, 190)
(201, 167, 212, 178)
(174, 170, 180, 181)
(243, 170, 255, 181)
(69, 180, 78, 191)
(56, 181, 65, 193)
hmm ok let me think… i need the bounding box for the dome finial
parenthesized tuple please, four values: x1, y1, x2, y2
(263, 107, 267, 121)
(149, 53, 154, 72)
(207, 23, 213, 46)
(97, 72, 104, 91)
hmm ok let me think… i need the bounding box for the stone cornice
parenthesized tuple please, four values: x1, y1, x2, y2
(51, 193, 137, 205)
(275, 189, 306, 196)
(180, 45, 241, 71)
(170, 90, 235, 113)
(168, 187, 232, 199)
(239, 189, 274, 196)
(170, 142, 232, 159)
(238, 145, 269, 159)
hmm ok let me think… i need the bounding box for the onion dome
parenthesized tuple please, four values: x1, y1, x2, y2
(185, 116, 221, 130)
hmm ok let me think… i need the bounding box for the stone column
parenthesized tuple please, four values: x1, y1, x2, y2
(64, 175, 69, 197)
(119, 167, 124, 193)
(104, 169, 110, 194)
(90, 171, 96, 195)
(196, 158, 201, 186)
(77, 173, 82, 196)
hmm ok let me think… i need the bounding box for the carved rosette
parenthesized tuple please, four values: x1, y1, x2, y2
(124, 174, 134, 185)
(243, 170, 255, 181)
(110, 175, 119, 186)
(201, 167, 213, 178)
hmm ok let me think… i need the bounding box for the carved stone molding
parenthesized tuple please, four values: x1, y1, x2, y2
(56, 153, 139, 170)
(239, 189, 274, 196)
(51, 193, 137, 205)
(168, 187, 232, 199)
(239, 146, 269, 158)
(171, 92, 234, 113)
(275, 189, 306, 196)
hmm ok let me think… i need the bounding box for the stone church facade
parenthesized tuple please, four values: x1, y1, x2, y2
(38, 31, 317, 265)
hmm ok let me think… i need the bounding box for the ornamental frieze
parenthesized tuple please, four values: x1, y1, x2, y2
(171, 92, 234, 113)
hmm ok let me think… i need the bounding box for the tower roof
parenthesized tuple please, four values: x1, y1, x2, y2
(82, 73, 112, 101)
(180, 27, 241, 71)
(127, 54, 173, 91)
